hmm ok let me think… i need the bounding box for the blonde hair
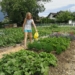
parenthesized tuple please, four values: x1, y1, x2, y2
(25, 12, 32, 24)
(26, 12, 32, 19)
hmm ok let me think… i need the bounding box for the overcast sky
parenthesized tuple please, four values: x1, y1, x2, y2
(39, 0, 75, 17)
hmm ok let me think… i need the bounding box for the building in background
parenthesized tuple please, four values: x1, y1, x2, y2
(47, 11, 63, 20)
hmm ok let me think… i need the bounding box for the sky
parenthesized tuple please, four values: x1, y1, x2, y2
(39, 0, 75, 17)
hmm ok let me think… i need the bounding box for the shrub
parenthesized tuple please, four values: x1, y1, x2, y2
(40, 18, 55, 23)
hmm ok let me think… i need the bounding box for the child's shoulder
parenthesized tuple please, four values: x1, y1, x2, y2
(31, 19, 34, 22)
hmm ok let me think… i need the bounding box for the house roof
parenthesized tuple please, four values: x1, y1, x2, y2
(47, 13, 57, 18)
(47, 11, 64, 18)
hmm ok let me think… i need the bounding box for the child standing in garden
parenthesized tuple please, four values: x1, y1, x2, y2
(23, 12, 37, 49)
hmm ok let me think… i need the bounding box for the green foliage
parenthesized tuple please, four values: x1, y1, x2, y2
(72, 12, 75, 20)
(0, 50, 57, 75)
(40, 18, 55, 23)
(0, 26, 75, 47)
(37, 0, 51, 2)
(0, 0, 47, 24)
(56, 11, 73, 23)
(28, 37, 70, 54)
(0, 22, 4, 28)
(0, 28, 23, 47)
(0, 26, 53, 47)
(28, 41, 42, 51)
(50, 24, 58, 28)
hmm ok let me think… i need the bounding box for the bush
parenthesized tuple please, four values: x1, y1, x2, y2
(40, 18, 55, 23)
(0, 50, 57, 75)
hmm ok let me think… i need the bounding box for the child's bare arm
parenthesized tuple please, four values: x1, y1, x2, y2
(32, 20, 37, 32)
(23, 18, 26, 31)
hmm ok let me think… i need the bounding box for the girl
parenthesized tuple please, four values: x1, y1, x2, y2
(23, 12, 37, 49)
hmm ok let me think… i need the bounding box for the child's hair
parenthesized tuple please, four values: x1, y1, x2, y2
(26, 12, 32, 19)
(24, 12, 32, 24)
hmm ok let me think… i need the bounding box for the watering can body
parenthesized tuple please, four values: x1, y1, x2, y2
(34, 32, 39, 40)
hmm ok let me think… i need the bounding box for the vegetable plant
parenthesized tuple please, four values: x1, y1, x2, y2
(28, 37, 70, 54)
(0, 50, 57, 75)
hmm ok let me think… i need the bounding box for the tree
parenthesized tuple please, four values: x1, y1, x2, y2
(72, 12, 75, 21)
(0, 0, 51, 25)
(56, 11, 73, 23)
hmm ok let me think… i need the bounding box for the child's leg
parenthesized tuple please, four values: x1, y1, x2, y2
(29, 32, 32, 43)
(24, 32, 28, 48)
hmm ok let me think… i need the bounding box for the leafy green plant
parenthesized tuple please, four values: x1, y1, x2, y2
(0, 28, 24, 47)
(0, 26, 74, 47)
(28, 37, 70, 54)
(0, 50, 57, 75)
(50, 24, 58, 28)
(0, 27, 52, 47)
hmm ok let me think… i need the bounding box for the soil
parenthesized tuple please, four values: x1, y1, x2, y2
(49, 40, 75, 75)
(0, 44, 24, 58)
(0, 41, 75, 75)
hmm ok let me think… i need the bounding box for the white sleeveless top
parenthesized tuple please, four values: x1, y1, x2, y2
(24, 19, 33, 30)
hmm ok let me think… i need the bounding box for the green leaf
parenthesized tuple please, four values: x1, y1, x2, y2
(13, 71, 22, 75)
(0, 72, 5, 75)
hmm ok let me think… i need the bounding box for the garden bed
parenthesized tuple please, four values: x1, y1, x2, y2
(28, 37, 71, 54)
(0, 26, 75, 47)
(0, 40, 75, 75)
(0, 26, 75, 75)
(0, 50, 57, 75)
(49, 40, 75, 75)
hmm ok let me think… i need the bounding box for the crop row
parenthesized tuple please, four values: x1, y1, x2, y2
(0, 50, 57, 75)
(0, 26, 75, 47)
(28, 37, 70, 54)
(0, 27, 52, 47)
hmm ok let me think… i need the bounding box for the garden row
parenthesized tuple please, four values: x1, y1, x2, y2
(0, 26, 57, 47)
(0, 26, 74, 75)
(0, 28, 23, 47)
(0, 50, 57, 75)
(0, 26, 75, 47)
(28, 37, 70, 54)
(0, 37, 71, 75)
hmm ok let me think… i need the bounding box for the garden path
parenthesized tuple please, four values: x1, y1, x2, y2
(0, 45, 23, 58)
